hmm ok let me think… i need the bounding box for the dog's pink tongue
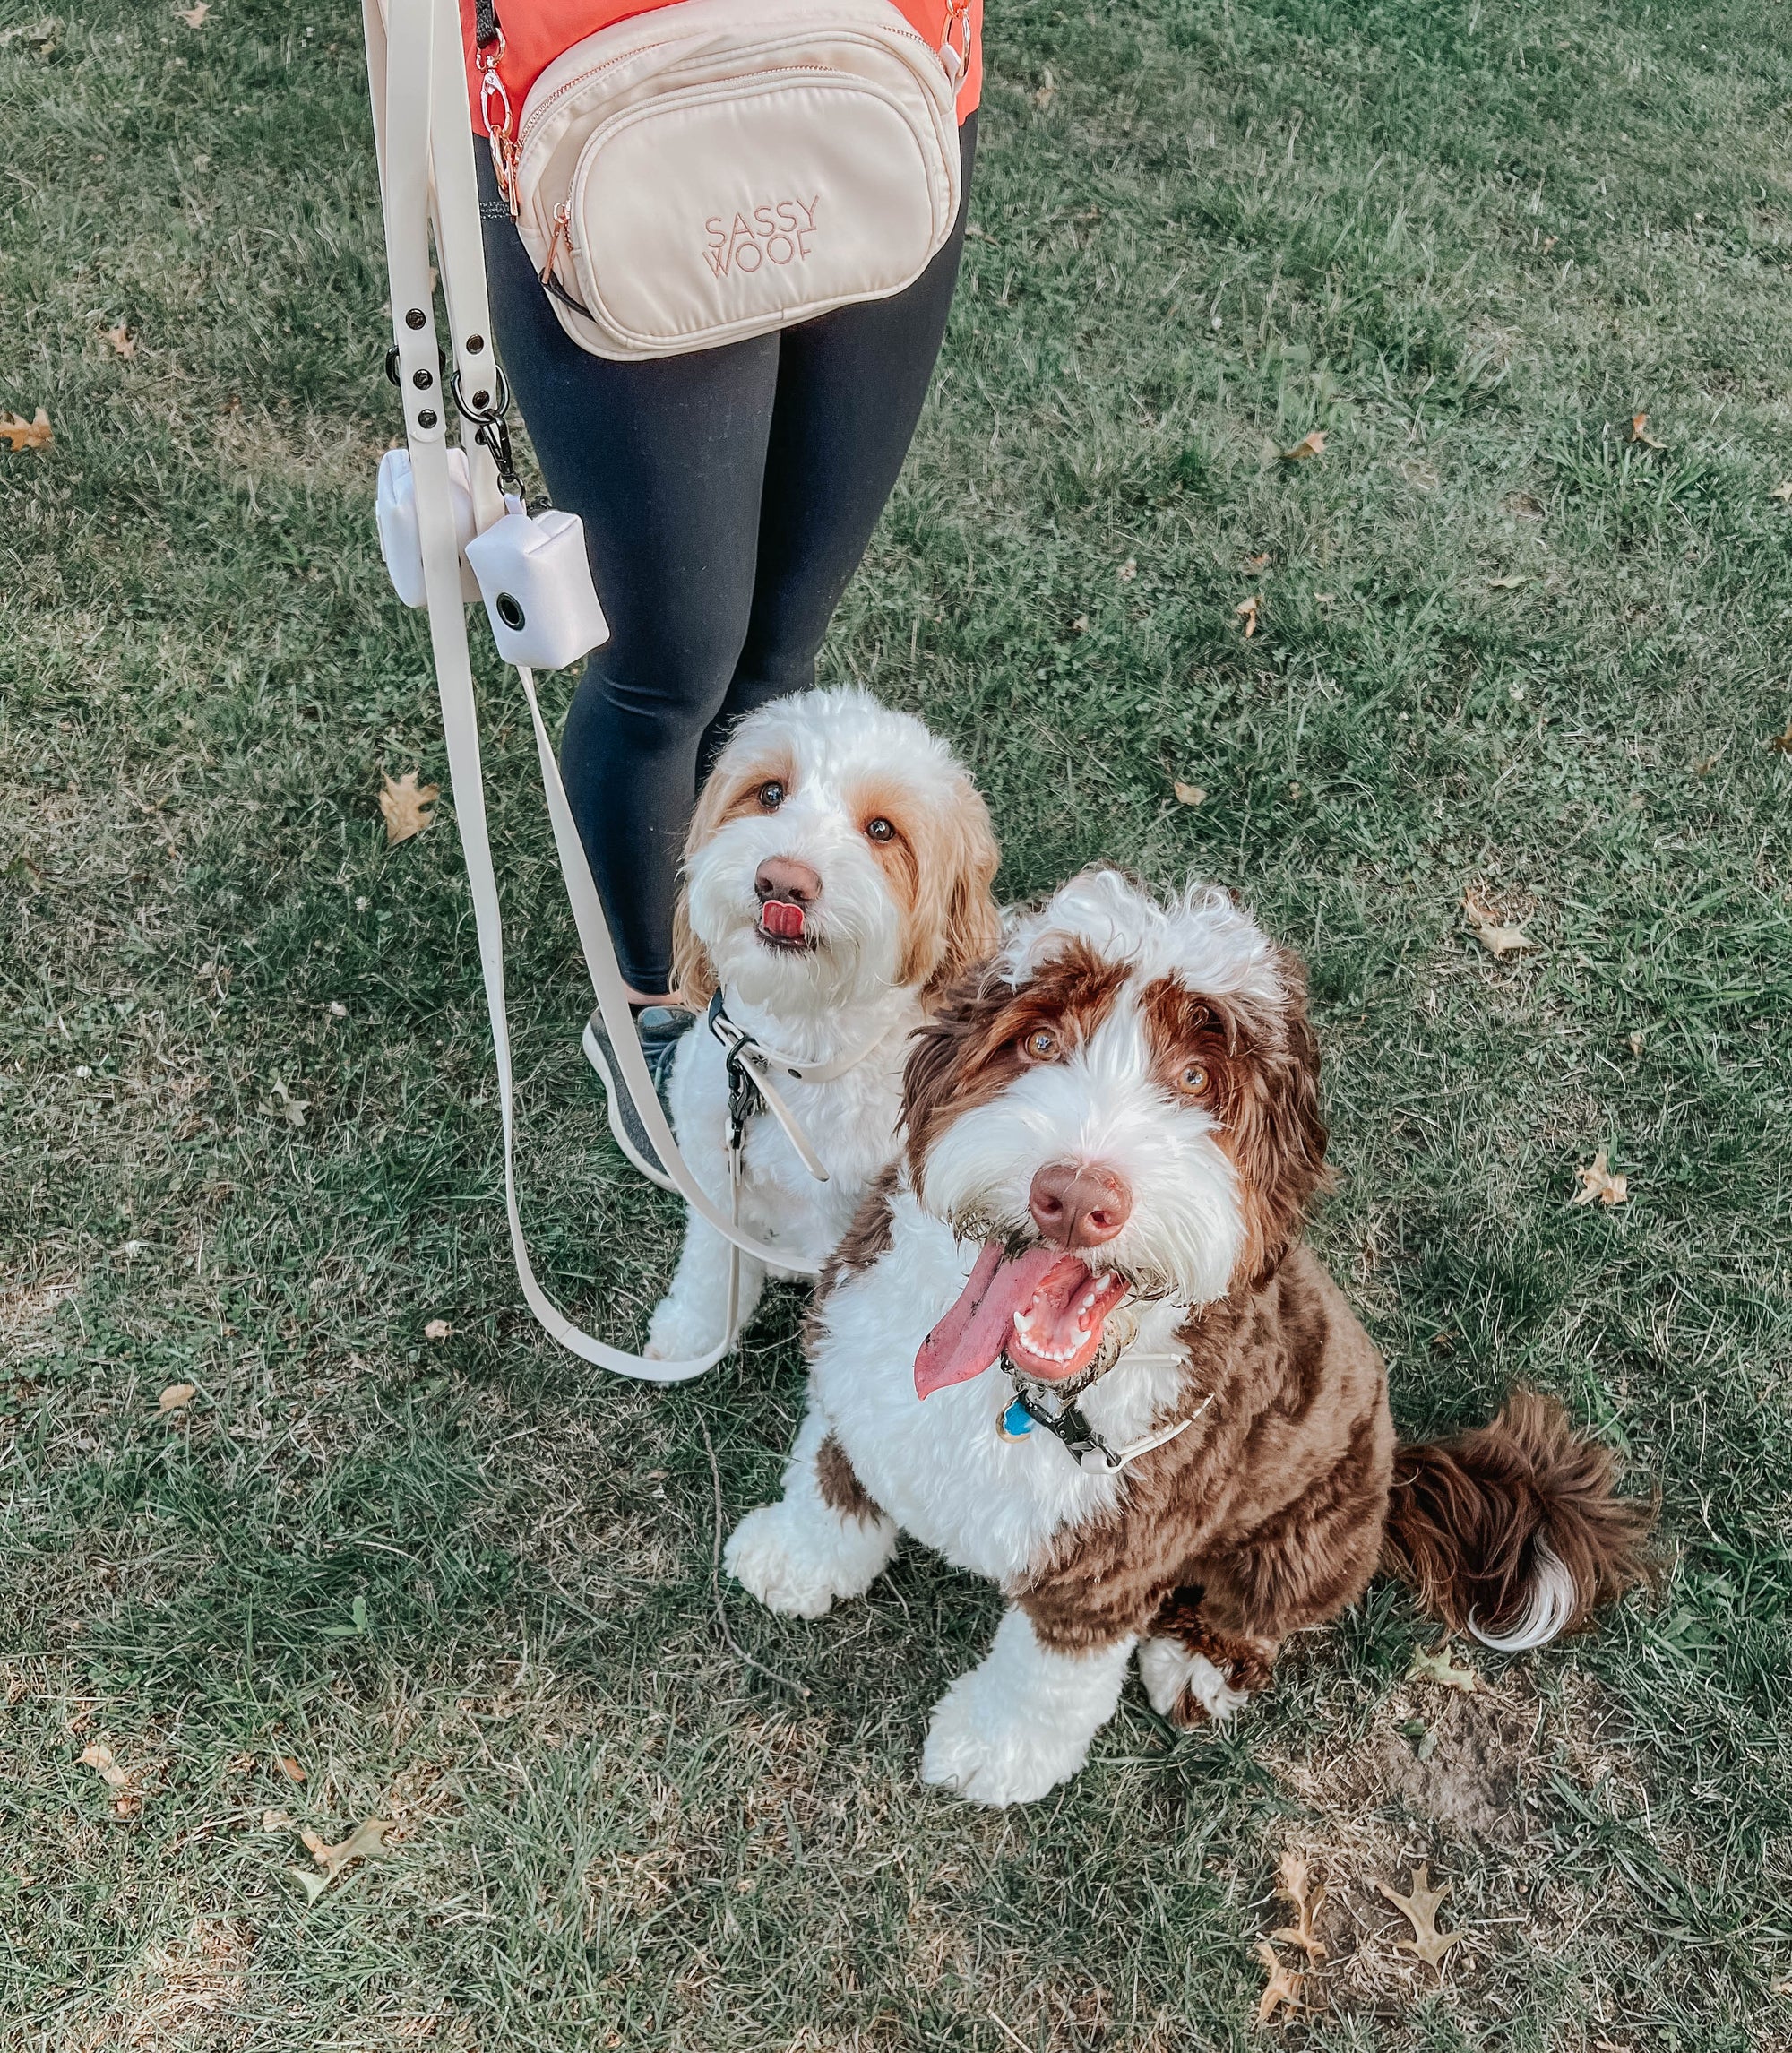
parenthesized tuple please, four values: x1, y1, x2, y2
(760, 899, 805, 939)
(915, 1242, 1064, 1399)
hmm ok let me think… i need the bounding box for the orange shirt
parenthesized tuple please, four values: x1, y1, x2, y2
(461, 0, 982, 130)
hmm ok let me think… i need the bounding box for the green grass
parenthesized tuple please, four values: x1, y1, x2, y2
(4, 0, 1791, 2044)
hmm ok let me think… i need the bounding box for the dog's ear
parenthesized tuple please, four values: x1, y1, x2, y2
(670, 763, 737, 1008)
(1223, 947, 1329, 1283)
(918, 781, 1002, 1003)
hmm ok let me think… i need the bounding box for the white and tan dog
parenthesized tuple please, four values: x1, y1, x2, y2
(644, 686, 1000, 1361)
(726, 868, 1651, 1803)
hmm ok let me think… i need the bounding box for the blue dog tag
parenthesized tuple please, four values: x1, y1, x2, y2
(999, 1397, 1035, 1440)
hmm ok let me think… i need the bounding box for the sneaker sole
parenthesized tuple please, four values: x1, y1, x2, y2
(582, 1014, 682, 1193)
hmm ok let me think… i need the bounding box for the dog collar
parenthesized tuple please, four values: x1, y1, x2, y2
(998, 1345, 1210, 1474)
(703, 993, 900, 1184)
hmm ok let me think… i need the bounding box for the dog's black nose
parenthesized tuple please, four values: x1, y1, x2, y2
(1029, 1161, 1132, 1248)
(754, 856, 822, 906)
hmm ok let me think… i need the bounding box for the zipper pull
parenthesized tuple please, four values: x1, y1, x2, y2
(940, 0, 969, 82)
(540, 201, 573, 287)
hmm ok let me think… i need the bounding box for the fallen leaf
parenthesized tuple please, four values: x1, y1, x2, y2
(1030, 66, 1055, 108)
(1236, 594, 1261, 637)
(158, 1383, 196, 1413)
(1770, 481, 1792, 505)
(1764, 719, 1792, 755)
(267, 1079, 309, 1128)
(1408, 1643, 1480, 1693)
(79, 1742, 130, 1790)
(1376, 1864, 1466, 1970)
(1069, 614, 1089, 634)
(79, 1741, 142, 1817)
(424, 1318, 452, 1341)
(1462, 892, 1539, 957)
(380, 770, 439, 844)
(1116, 557, 1137, 582)
(287, 1866, 332, 1907)
(1629, 411, 1666, 451)
(1279, 429, 1327, 461)
(1271, 1851, 1328, 1962)
(0, 408, 53, 453)
(178, 3, 209, 24)
(1628, 1030, 1646, 1057)
(262, 1808, 294, 1833)
(276, 1755, 306, 1783)
(1572, 1149, 1628, 1208)
(300, 1817, 394, 1884)
(1173, 781, 1206, 807)
(1486, 574, 1529, 590)
(1244, 551, 1271, 570)
(0, 20, 60, 50)
(1252, 1938, 1304, 2023)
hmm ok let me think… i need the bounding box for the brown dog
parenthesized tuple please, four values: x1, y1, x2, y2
(725, 868, 1652, 1804)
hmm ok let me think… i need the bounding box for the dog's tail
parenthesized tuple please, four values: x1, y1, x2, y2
(1381, 1389, 1654, 1651)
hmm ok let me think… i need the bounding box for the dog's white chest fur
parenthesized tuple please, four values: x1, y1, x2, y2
(809, 1192, 1189, 1583)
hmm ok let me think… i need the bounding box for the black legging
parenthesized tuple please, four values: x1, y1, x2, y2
(477, 116, 977, 993)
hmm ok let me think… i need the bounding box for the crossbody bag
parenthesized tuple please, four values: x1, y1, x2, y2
(472, 0, 969, 359)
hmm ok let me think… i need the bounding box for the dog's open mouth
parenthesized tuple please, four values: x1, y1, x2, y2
(757, 899, 812, 950)
(915, 1241, 1132, 1398)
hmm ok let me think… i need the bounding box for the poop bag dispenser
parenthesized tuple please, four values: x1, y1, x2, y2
(463, 508, 610, 670)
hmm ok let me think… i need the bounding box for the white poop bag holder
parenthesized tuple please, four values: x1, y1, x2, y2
(363, 0, 823, 1379)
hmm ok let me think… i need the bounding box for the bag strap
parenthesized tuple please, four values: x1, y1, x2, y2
(364, 0, 823, 1382)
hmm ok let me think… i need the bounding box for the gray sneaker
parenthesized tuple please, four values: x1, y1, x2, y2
(582, 1005, 694, 1191)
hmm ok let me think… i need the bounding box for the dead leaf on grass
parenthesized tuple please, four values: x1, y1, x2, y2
(379, 770, 439, 844)
(1279, 429, 1327, 461)
(1462, 892, 1539, 957)
(158, 1383, 196, 1413)
(1572, 1149, 1628, 1207)
(1236, 594, 1261, 637)
(1030, 66, 1055, 108)
(423, 1318, 452, 1341)
(1408, 1642, 1481, 1693)
(1764, 718, 1792, 755)
(266, 1079, 309, 1128)
(1770, 481, 1792, 505)
(1116, 557, 1137, 582)
(261, 1808, 294, 1833)
(79, 1741, 142, 1818)
(1375, 1863, 1466, 1970)
(177, 3, 209, 25)
(1244, 551, 1271, 569)
(1628, 411, 1666, 451)
(291, 1818, 395, 1902)
(276, 1755, 306, 1783)
(1270, 1850, 1328, 1962)
(1173, 781, 1207, 807)
(1252, 1938, 1305, 2023)
(0, 409, 53, 453)
(101, 323, 136, 359)
(0, 20, 60, 51)
(1486, 574, 1529, 590)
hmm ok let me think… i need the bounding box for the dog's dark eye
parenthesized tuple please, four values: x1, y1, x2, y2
(1176, 1062, 1210, 1098)
(757, 780, 785, 811)
(1021, 1028, 1061, 1062)
(865, 816, 895, 842)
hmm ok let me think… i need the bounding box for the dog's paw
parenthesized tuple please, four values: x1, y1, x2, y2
(643, 1294, 724, 1364)
(724, 1502, 862, 1619)
(920, 1670, 1091, 1807)
(1138, 1636, 1251, 1728)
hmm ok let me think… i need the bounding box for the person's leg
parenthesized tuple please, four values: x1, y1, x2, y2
(478, 155, 779, 996)
(698, 114, 979, 771)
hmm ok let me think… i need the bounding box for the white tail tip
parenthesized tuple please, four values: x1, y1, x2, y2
(1468, 1539, 1578, 1652)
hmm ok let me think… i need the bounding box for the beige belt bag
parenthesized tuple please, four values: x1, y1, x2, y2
(499, 0, 964, 360)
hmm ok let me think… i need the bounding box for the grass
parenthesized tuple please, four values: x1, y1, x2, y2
(3, 0, 1791, 2043)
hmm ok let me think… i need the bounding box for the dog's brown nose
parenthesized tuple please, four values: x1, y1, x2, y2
(1028, 1162, 1132, 1249)
(754, 856, 822, 906)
